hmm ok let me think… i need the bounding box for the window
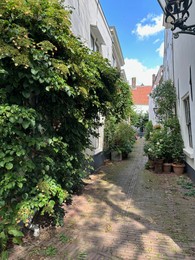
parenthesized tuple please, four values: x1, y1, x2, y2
(90, 34, 99, 52)
(90, 25, 105, 53)
(112, 55, 116, 67)
(184, 96, 193, 148)
(90, 34, 95, 51)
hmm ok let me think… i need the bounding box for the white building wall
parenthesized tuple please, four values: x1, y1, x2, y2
(163, 29, 174, 81)
(148, 95, 156, 125)
(149, 66, 163, 125)
(161, 0, 195, 177)
(64, 0, 113, 62)
(64, 0, 124, 161)
(173, 31, 195, 171)
(134, 105, 149, 115)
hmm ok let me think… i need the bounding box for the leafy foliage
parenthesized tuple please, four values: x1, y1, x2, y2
(164, 117, 184, 163)
(144, 117, 184, 163)
(146, 80, 184, 164)
(177, 176, 195, 197)
(144, 120, 153, 141)
(131, 111, 149, 132)
(143, 126, 165, 160)
(104, 117, 136, 158)
(0, 0, 132, 251)
(150, 80, 176, 121)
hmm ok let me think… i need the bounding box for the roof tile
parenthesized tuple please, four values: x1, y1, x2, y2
(132, 86, 152, 105)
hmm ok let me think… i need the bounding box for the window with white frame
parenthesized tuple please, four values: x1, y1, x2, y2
(112, 55, 116, 67)
(184, 96, 193, 148)
(90, 34, 100, 52)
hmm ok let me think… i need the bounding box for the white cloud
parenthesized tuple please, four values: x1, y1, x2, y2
(156, 42, 164, 58)
(153, 38, 160, 44)
(123, 58, 159, 85)
(132, 14, 164, 39)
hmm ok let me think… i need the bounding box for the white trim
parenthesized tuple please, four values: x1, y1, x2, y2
(90, 25, 105, 45)
(183, 148, 194, 159)
(181, 91, 190, 101)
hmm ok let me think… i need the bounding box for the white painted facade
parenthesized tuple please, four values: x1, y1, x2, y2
(158, 0, 195, 180)
(134, 105, 149, 115)
(149, 66, 163, 125)
(163, 29, 174, 81)
(64, 0, 125, 166)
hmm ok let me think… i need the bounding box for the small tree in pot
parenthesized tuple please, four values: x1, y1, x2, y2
(164, 117, 185, 174)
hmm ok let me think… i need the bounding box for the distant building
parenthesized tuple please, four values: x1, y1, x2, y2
(148, 66, 164, 124)
(131, 78, 152, 114)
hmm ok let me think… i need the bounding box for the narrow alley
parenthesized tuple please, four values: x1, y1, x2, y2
(10, 139, 195, 260)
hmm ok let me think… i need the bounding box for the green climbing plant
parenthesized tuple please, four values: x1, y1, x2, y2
(0, 0, 133, 252)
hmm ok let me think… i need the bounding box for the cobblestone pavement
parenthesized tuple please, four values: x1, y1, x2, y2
(9, 139, 195, 260)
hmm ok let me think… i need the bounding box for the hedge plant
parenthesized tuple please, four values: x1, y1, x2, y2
(104, 117, 136, 159)
(0, 0, 132, 252)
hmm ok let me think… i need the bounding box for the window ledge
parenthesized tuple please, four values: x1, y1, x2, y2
(183, 147, 194, 159)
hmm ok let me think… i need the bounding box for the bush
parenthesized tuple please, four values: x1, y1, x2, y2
(164, 117, 184, 163)
(104, 118, 136, 158)
(144, 120, 153, 140)
(0, 0, 133, 251)
(144, 117, 184, 163)
(144, 126, 165, 160)
(150, 80, 176, 122)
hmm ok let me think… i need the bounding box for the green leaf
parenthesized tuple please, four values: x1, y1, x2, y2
(5, 163, 13, 170)
(0, 152, 5, 158)
(0, 250, 9, 260)
(0, 200, 5, 207)
(12, 237, 22, 244)
(31, 69, 38, 75)
(22, 91, 31, 99)
(0, 161, 5, 167)
(8, 230, 24, 237)
(18, 183, 23, 188)
(39, 201, 45, 207)
(0, 232, 6, 239)
(16, 151, 22, 156)
(48, 200, 55, 208)
(22, 121, 30, 129)
(18, 117, 23, 124)
(9, 117, 15, 123)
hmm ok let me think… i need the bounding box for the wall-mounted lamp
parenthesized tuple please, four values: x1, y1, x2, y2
(158, 0, 195, 38)
(153, 107, 158, 113)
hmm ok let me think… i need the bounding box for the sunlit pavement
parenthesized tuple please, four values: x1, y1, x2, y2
(10, 139, 195, 259)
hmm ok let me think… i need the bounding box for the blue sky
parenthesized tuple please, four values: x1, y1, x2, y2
(100, 0, 164, 85)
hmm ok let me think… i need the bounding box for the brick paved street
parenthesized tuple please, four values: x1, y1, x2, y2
(9, 139, 195, 260)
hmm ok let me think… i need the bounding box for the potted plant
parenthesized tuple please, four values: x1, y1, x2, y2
(160, 127, 173, 173)
(104, 118, 136, 161)
(165, 117, 185, 174)
(144, 126, 165, 173)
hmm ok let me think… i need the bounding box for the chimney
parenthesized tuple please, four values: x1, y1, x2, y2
(152, 74, 156, 86)
(132, 77, 136, 89)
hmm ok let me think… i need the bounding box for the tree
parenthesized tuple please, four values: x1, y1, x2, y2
(150, 80, 176, 122)
(0, 0, 132, 250)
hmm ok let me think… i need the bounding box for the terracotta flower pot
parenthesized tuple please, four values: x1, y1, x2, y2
(148, 159, 155, 169)
(154, 159, 164, 173)
(172, 163, 185, 175)
(163, 163, 172, 173)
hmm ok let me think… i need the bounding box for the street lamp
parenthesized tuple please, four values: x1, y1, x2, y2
(158, 0, 195, 38)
